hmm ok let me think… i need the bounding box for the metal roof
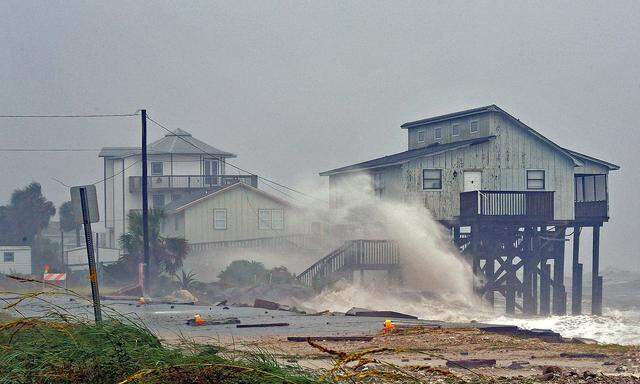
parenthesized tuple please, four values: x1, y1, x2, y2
(401, 105, 499, 129)
(99, 129, 236, 158)
(564, 149, 620, 171)
(319, 136, 496, 176)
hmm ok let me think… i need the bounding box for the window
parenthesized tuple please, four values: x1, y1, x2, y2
(417, 130, 425, 142)
(470, 120, 479, 133)
(258, 209, 284, 229)
(452, 124, 460, 136)
(152, 194, 165, 208)
(434, 127, 442, 140)
(526, 170, 545, 190)
(575, 174, 607, 202)
(213, 209, 227, 230)
(151, 162, 163, 176)
(272, 209, 284, 230)
(422, 169, 442, 190)
(3, 252, 14, 263)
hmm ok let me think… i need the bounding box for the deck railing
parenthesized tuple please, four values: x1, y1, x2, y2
(297, 240, 399, 288)
(129, 174, 257, 192)
(460, 190, 554, 221)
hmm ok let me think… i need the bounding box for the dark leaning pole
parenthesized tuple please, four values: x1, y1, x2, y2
(141, 109, 150, 295)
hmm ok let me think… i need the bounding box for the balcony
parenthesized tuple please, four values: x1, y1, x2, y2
(460, 190, 555, 222)
(129, 174, 258, 193)
(575, 201, 608, 220)
(574, 174, 608, 221)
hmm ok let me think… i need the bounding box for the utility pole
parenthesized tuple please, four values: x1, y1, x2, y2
(141, 109, 150, 295)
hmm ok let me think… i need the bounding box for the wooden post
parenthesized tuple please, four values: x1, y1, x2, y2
(522, 229, 534, 315)
(484, 255, 494, 307)
(471, 225, 481, 296)
(532, 261, 538, 313)
(552, 227, 566, 315)
(592, 226, 602, 315)
(573, 263, 583, 315)
(571, 227, 582, 315)
(539, 263, 551, 315)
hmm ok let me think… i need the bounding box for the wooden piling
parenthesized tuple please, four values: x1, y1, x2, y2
(571, 227, 582, 315)
(592, 226, 602, 315)
(552, 227, 566, 315)
(539, 263, 551, 315)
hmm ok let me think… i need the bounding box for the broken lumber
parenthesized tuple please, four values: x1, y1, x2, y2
(186, 317, 241, 326)
(236, 322, 289, 328)
(559, 352, 607, 359)
(287, 336, 373, 342)
(345, 307, 417, 319)
(253, 298, 280, 310)
(446, 359, 496, 368)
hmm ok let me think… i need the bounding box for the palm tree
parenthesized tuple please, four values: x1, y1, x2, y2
(119, 209, 188, 280)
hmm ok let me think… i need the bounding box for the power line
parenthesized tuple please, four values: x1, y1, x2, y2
(145, 115, 325, 203)
(0, 148, 100, 152)
(0, 112, 139, 118)
(51, 159, 141, 189)
(89, 159, 141, 186)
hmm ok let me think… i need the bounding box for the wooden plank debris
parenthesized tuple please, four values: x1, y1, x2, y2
(287, 336, 373, 342)
(236, 322, 289, 328)
(446, 359, 496, 368)
(345, 307, 418, 319)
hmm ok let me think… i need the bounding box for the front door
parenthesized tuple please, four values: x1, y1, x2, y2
(463, 171, 482, 192)
(203, 158, 219, 186)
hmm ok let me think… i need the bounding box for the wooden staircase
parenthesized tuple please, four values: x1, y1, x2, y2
(297, 239, 399, 289)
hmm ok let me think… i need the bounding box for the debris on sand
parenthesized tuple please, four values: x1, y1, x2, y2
(236, 322, 289, 328)
(287, 336, 374, 342)
(345, 307, 418, 319)
(446, 358, 496, 368)
(185, 317, 241, 326)
(560, 352, 608, 359)
(253, 298, 305, 314)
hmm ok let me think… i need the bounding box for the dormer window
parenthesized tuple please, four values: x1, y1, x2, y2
(434, 127, 442, 140)
(417, 130, 425, 142)
(470, 120, 479, 134)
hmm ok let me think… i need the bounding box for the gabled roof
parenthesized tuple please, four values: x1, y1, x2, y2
(164, 182, 293, 214)
(564, 149, 620, 171)
(400, 104, 583, 167)
(99, 129, 236, 158)
(320, 136, 495, 176)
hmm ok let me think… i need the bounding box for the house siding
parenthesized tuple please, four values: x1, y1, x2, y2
(175, 187, 306, 244)
(407, 114, 491, 150)
(332, 111, 576, 221)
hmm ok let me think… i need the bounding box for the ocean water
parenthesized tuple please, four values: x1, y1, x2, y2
(303, 269, 640, 345)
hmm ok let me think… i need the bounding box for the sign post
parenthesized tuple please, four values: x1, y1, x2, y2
(71, 185, 102, 323)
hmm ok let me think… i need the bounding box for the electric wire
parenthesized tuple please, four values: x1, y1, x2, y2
(145, 115, 326, 203)
(0, 112, 139, 118)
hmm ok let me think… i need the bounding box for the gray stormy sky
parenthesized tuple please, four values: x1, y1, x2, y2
(1, 1, 639, 271)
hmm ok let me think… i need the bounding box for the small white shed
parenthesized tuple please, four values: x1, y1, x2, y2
(0, 246, 32, 275)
